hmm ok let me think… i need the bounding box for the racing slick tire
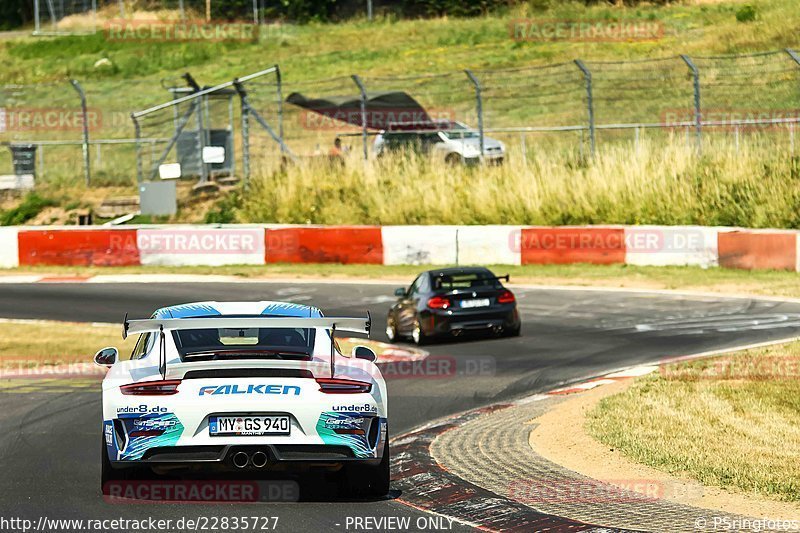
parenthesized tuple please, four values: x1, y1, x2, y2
(339, 433, 390, 499)
(101, 434, 127, 495)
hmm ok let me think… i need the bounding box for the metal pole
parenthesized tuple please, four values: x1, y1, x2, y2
(352, 74, 369, 161)
(681, 54, 702, 154)
(275, 65, 284, 155)
(132, 114, 142, 184)
(520, 132, 526, 164)
(367, 0, 373, 21)
(196, 96, 208, 183)
(574, 60, 595, 157)
(252, 0, 258, 24)
(34, 0, 40, 34)
(179, 0, 185, 20)
(233, 80, 297, 162)
(239, 82, 251, 183)
(464, 70, 484, 157)
(70, 79, 91, 186)
(118, 0, 124, 18)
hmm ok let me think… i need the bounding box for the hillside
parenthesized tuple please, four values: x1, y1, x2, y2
(0, 0, 799, 227)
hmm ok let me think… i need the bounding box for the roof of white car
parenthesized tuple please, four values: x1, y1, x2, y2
(152, 301, 322, 320)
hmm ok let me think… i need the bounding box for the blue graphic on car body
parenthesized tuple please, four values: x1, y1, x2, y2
(316, 411, 383, 458)
(113, 412, 184, 460)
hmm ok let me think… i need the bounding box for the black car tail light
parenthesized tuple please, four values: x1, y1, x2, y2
(497, 290, 516, 304)
(427, 296, 451, 309)
(120, 379, 181, 395)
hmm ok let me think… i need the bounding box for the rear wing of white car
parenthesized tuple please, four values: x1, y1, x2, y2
(121, 313, 371, 380)
(123, 316, 371, 339)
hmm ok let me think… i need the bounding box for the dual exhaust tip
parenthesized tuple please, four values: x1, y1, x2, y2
(232, 450, 268, 469)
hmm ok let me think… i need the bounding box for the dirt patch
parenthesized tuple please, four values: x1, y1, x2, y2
(529, 380, 800, 520)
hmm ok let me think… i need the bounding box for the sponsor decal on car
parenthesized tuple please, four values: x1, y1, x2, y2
(117, 405, 168, 414)
(198, 384, 301, 396)
(332, 403, 378, 413)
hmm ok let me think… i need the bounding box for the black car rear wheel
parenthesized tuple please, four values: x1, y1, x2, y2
(411, 320, 428, 345)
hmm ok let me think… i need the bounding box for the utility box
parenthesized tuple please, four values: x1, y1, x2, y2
(9, 144, 37, 176)
(139, 181, 177, 216)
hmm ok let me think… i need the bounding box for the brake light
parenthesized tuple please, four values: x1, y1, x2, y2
(120, 380, 181, 396)
(427, 296, 451, 309)
(497, 290, 516, 304)
(316, 378, 372, 394)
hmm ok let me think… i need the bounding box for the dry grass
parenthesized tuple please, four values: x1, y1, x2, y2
(238, 135, 800, 227)
(0, 320, 134, 366)
(587, 341, 800, 502)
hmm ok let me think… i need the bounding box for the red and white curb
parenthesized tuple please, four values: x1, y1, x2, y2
(390, 334, 800, 531)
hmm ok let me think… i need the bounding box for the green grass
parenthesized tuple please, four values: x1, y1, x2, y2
(2, 1, 796, 85)
(3, 262, 800, 298)
(1, 0, 798, 224)
(587, 341, 800, 502)
(0, 193, 55, 225)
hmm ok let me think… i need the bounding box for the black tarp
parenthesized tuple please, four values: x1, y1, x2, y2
(286, 91, 439, 131)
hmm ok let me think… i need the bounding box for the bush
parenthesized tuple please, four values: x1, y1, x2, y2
(0, 193, 55, 226)
(736, 5, 757, 23)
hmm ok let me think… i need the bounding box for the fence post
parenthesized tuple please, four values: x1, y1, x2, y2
(239, 80, 251, 184)
(34, 0, 40, 34)
(233, 79, 297, 164)
(275, 64, 285, 156)
(574, 60, 595, 157)
(132, 114, 142, 184)
(118, 0, 125, 18)
(352, 74, 369, 161)
(69, 80, 91, 186)
(464, 70, 485, 157)
(681, 54, 702, 154)
(787, 50, 800, 140)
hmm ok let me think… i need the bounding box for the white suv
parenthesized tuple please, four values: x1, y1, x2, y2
(373, 121, 505, 165)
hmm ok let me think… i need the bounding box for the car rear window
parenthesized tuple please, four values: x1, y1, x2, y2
(432, 272, 501, 290)
(172, 326, 315, 361)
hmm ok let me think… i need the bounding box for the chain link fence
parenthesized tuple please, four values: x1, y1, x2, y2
(4, 47, 799, 190)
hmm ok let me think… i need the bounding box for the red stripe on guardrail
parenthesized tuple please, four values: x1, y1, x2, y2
(18, 229, 139, 266)
(520, 227, 626, 265)
(265, 227, 383, 264)
(718, 231, 797, 271)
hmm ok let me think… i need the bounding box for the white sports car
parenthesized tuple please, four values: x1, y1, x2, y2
(94, 301, 389, 497)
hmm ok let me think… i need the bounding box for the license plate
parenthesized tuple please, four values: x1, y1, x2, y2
(209, 415, 290, 436)
(460, 298, 491, 308)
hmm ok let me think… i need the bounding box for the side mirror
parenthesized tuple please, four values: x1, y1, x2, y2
(94, 347, 118, 367)
(394, 287, 406, 297)
(352, 345, 377, 362)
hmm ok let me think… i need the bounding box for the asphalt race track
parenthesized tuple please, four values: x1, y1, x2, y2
(2, 280, 800, 532)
